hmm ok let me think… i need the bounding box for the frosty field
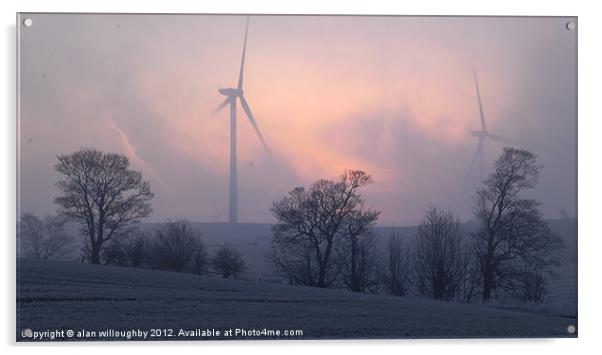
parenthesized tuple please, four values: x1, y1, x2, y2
(17, 259, 576, 341)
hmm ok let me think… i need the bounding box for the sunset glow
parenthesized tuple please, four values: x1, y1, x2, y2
(18, 15, 576, 224)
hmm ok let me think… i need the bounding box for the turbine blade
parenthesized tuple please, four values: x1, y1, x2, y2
(237, 16, 250, 90)
(239, 95, 270, 154)
(213, 97, 230, 115)
(486, 132, 512, 143)
(472, 69, 487, 133)
(479, 137, 485, 179)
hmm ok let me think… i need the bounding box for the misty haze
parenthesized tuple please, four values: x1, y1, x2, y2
(17, 14, 577, 341)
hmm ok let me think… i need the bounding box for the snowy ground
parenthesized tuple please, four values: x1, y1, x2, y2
(192, 220, 577, 318)
(17, 259, 576, 341)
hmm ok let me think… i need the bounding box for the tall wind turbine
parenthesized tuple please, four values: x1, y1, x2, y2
(469, 70, 511, 179)
(214, 17, 270, 223)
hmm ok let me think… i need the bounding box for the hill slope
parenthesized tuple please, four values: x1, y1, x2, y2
(17, 259, 576, 341)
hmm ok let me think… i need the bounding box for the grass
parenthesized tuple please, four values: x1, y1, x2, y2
(17, 258, 576, 341)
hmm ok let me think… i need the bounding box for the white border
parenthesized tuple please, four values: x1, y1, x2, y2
(2, 0, 601, 354)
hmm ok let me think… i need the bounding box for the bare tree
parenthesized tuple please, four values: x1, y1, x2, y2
(124, 231, 147, 268)
(267, 241, 316, 285)
(517, 265, 548, 303)
(18, 212, 73, 260)
(152, 220, 203, 273)
(270, 170, 380, 288)
(337, 232, 379, 293)
(212, 245, 246, 278)
(192, 242, 209, 275)
(457, 249, 482, 303)
(382, 232, 412, 296)
(414, 207, 463, 300)
(101, 239, 128, 266)
(472, 148, 563, 301)
(54, 148, 153, 264)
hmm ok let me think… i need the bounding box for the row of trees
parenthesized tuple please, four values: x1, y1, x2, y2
(268, 148, 564, 303)
(18, 148, 246, 279)
(17, 147, 563, 303)
(17, 213, 73, 260)
(379, 211, 491, 303)
(19, 217, 247, 279)
(102, 220, 246, 278)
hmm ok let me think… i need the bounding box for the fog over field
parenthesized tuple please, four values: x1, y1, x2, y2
(45, 218, 574, 318)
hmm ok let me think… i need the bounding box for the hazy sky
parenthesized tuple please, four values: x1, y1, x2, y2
(18, 14, 577, 225)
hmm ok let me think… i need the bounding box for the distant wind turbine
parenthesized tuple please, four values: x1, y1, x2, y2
(469, 70, 512, 180)
(214, 16, 270, 223)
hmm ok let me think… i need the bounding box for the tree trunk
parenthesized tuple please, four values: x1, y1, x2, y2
(90, 250, 101, 264)
(350, 238, 359, 292)
(317, 260, 327, 288)
(317, 239, 334, 288)
(482, 235, 495, 301)
(90, 239, 102, 264)
(482, 269, 493, 301)
(433, 275, 443, 299)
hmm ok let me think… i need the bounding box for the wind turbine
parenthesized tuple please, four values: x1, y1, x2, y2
(214, 16, 270, 223)
(469, 70, 511, 180)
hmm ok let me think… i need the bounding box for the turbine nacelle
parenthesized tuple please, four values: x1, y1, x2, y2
(469, 69, 513, 181)
(219, 88, 243, 97)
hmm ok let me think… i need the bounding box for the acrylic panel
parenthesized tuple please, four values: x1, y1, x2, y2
(16, 13, 577, 341)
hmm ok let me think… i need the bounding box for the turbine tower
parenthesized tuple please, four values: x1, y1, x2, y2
(469, 70, 511, 179)
(214, 17, 270, 223)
